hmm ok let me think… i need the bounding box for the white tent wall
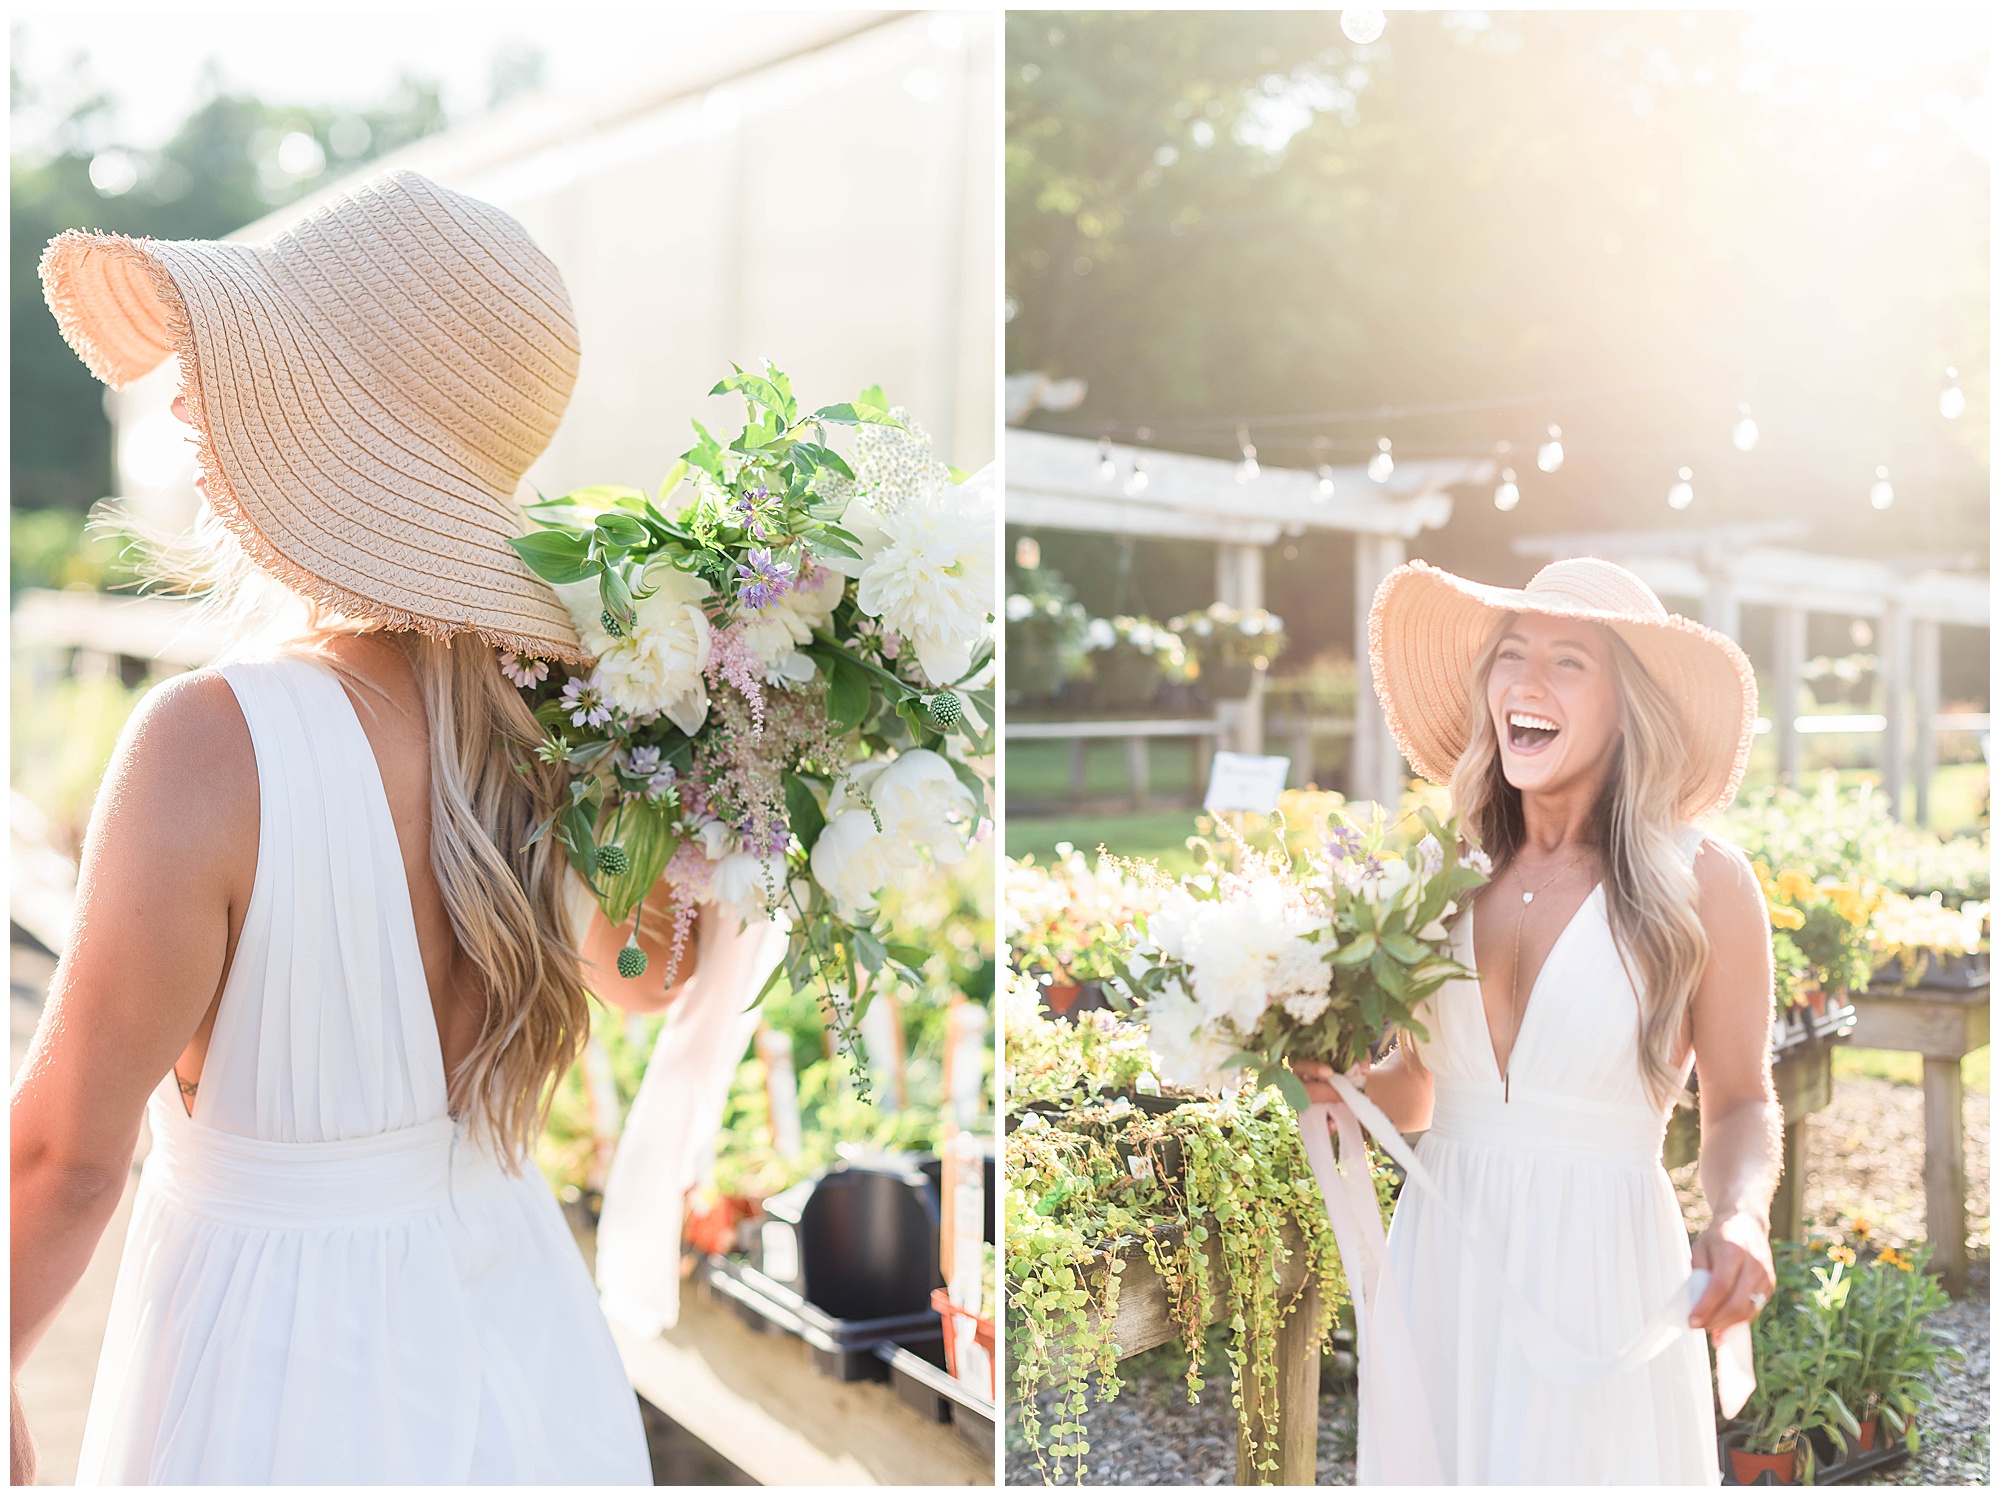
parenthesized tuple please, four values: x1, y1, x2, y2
(109, 10, 995, 533)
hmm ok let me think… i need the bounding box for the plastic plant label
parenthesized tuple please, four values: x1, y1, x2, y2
(760, 1220, 800, 1285)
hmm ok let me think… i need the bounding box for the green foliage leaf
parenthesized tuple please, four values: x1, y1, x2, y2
(826, 655, 872, 734)
(508, 530, 594, 585)
(784, 772, 827, 853)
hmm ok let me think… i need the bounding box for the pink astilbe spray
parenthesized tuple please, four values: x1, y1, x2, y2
(704, 623, 767, 736)
(656, 840, 715, 986)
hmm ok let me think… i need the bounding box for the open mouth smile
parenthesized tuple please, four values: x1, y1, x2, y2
(1506, 709, 1561, 755)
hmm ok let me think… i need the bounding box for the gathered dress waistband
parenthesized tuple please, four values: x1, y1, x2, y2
(1426, 1085, 1668, 1165)
(144, 1102, 500, 1229)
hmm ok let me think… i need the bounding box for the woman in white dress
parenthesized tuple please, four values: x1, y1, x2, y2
(1298, 557, 1782, 1484)
(11, 171, 685, 1484)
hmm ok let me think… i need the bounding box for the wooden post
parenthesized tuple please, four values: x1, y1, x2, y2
(1236, 1277, 1323, 1486)
(1923, 1055, 1967, 1296)
(1216, 542, 1269, 756)
(1351, 533, 1406, 810)
(1774, 604, 1807, 786)
(1194, 730, 1215, 803)
(1126, 734, 1150, 811)
(1290, 718, 1313, 789)
(1771, 1117, 1808, 1243)
(1880, 600, 1911, 821)
(1913, 617, 1941, 828)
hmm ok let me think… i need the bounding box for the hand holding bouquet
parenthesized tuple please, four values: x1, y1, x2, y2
(1106, 803, 1491, 1108)
(501, 362, 993, 1057)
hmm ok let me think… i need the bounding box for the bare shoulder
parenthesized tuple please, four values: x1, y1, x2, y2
(1689, 831, 1768, 952)
(92, 670, 256, 857)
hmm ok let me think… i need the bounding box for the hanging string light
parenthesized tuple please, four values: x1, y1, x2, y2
(1494, 468, 1520, 512)
(1940, 368, 1965, 420)
(1869, 466, 1894, 509)
(1667, 466, 1694, 510)
(1316, 464, 1336, 500)
(1732, 403, 1759, 451)
(1340, 8, 1386, 44)
(1235, 424, 1259, 484)
(1096, 437, 1116, 482)
(1537, 424, 1565, 473)
(1367, 435, 1394, 483)
(1123, 454, 1150, 495)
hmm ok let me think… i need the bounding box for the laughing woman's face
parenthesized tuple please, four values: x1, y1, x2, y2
(1484, 614, 1623, 800)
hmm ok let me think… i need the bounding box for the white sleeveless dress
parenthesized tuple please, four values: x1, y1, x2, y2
(1369, 822, 1719, 1485)
(75, 657, 652, 1485)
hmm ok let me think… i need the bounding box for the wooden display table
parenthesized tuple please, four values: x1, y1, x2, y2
(608, 1284, 991, 1486)
(1097, 1221, 1323, 1485)
(1846, 974, 1989, 1297)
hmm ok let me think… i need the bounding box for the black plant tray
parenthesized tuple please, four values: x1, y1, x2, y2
(1715, 1425, 1910, 1485)
(701, 1253, 942, 1382)
(875, 1339, 997, 1458)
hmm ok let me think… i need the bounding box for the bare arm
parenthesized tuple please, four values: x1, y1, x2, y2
(11, 674, 254, 1373)
(1685, 837, 1782, 1336)
(580, 893, 711, 1015)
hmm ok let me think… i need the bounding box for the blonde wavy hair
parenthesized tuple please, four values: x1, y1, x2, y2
(1447, 612, 1709, 1110)
(108, 500, 590, 1167)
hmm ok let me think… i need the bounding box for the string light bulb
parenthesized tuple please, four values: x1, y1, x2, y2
(1732, 403, 1759, 452)
(1096, 438, 1116, 483)
(1536, 424, 1565, 473)
(1316, 464, 1336, 501)
(1940, 368, 1965, 421)
(1667, 466, 1694, 510)
(1494, 468, 1520, 512)
(1869, 466, 1894, 510)
(1340, 8, 1386, 44)
(1235, 425, 1259, 484)
(1367, 436, 1394, 483)
(1123, 454, 1150, 496)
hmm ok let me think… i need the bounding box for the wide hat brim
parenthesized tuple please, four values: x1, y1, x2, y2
(40, 173, 587, 664)
(1367, 559, 1758, 822)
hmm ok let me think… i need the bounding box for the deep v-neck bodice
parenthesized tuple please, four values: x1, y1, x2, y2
(1467, 881, 1604, 1084)
(1411, 825, 1707, 1116)
(168, 656, 451, 1142)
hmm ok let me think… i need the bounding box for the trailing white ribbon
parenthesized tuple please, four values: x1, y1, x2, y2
(1302, 1072, 1753, 1485)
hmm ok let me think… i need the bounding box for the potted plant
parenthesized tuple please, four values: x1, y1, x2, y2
(1832, 1238, 1956, 1459)
(1005, 848, 1160, 1015)
(1732, 1248, 1861, 1484)
(1756, 862, 1879, 1007)
(1167, 602, 1288, 702)
(1081, 614, 1187, 710)
(1006, 567, 1090, 705)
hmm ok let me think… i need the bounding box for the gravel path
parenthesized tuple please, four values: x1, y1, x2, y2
(1008, 1073, 1989, 1486)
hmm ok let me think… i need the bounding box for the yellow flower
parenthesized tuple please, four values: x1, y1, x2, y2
(1828, 1243, 1856, 1265)
(1851, 1217, 1872, 1239)
(1777, 869, 1817, 903)
(1828, 885, 1868, 924)
(1769, 904, 1807, 931)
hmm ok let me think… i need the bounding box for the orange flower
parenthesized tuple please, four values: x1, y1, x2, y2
(1828, 1243, 1856, 1265)
(1851, 1217, 1872, 1239)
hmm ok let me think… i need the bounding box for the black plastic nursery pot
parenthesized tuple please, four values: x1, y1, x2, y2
(876, 1338, 998, 1459)
(702, 1253, 943, 1382)
(1715, 1422, 1910, 1486)
(750, 1158, 943, 1322)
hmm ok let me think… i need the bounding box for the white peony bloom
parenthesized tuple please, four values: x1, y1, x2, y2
(736, 564, 843, 685)
(559, 563, 712, 734)
(1144, 980, 1243, 1094)
(837, 467, 995, 688)
(712, 850, 787, 912)
(811, 749, 978, 919)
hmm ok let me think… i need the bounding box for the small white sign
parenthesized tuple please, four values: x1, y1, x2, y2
(1204, 751, 1292, 814)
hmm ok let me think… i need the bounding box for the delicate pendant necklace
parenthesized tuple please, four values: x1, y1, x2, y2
(1502, 847, 1592, 1103)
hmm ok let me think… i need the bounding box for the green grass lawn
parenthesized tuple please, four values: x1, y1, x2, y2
(1834, 1045, 1989, 1093)
(1005, 807, 1215, 874)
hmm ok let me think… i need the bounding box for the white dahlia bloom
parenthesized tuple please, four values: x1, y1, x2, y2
(810, 749, 979, 919)
(1144, 979, 1243, 1094)
(1179, 885, 1325, 1032)
(825, 466, 995, 688)
(559, 562, 712, 734)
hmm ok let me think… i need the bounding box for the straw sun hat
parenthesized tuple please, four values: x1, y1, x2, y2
(1367, 557, 1758, 822)
(40, 169, 587, 663)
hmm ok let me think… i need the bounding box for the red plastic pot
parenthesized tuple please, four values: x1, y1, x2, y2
(932, 1287, 996, 1397)
(1804, 987, 1828, 1018)
(1726, 1438, 1799, 1486)
(1043, 982, 1082, 1015)
(1852, 1417, 1879, 1452)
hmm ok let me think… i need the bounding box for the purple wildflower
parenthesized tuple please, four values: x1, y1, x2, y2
(497, 650, 549, 690)
(560, 675, 612, 729)
(623, 745, 678, 800)
(735, 547, 796, 611)
(1325, 822, 1365, 863)
(733, 484, 772, 540)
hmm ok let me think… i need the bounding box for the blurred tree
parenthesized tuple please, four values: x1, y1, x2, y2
(1007, 12, 1989, 586)
(10, 63, 446, 511)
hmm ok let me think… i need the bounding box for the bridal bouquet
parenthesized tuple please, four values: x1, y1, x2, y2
(1105, 803, 1490, 1105)
(501, 362, 993, 1051)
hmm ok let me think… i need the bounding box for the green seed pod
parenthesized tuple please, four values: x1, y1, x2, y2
(616, 943, 648, 980)
(600, 609, 624, 638)
(927, 691, 963, 728)
(596, 844, 631, 877)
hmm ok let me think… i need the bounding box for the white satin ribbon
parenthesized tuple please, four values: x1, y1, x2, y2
(1302, 1072, 1753, 1485)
